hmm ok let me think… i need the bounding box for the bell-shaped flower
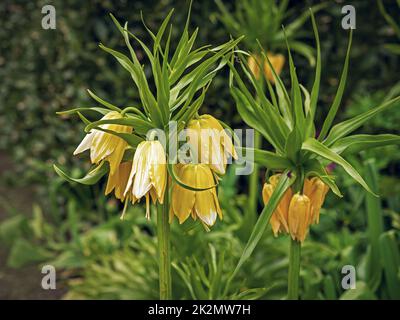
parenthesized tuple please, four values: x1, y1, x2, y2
(170, 164, 222, 227)
(124, 140, 167, 219)
(74, 111, 132, 175)
(186, 114, 237, 175)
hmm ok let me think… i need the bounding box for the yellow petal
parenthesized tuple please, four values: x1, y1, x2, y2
(264, 53, 285, 83)
(171, 165, 196, 224)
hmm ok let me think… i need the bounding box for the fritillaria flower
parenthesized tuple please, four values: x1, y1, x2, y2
(170, 164, 222, 227)
(73, 111, 132, 175)
(124, 140, 167, 219)
(263, 174, 329, 241)
(247, 53, 285, 83)
(186, 114, 237, 175)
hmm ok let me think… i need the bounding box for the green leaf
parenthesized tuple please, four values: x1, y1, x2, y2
(53, 162, 108, 185)
(319, 30, 353, 141)
(302, 138, 376, 195)
(324, 96, 400, 146)
(331, 134, 400, 155)
(84, 117, 154, 136)
(230, 170, 296, 280)
(364, 159, 383, 291)
(7, 239, 53, 268)
(87, 89, 122, 112)
(307, 9, 321, 136)
(284, 29, 305, 135)
(285, 127, 303, 163)
(239, 147, 292, 170)
(379, 231, 400, 299)
(56, 107, 110, 116)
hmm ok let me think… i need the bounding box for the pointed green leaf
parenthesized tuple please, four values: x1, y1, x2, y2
(53, 162, 108, 185)
(325, 96, 400, 146)
(230, 170, 296, 279)
(319, 30, 353, 140)
(302, 138, 376, 195)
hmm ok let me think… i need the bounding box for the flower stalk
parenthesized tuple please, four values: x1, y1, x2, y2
(157, 182, 172, 300)
(288, 238, 301, 299)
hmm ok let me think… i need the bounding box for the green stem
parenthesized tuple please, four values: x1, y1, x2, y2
(247, 130, 261, 224)
(157, 186, 171, 300)
(288, 238, 301, 299)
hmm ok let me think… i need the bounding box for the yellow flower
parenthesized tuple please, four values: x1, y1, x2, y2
(170, 164, 222, 227)
(263, 53, 285, 84)
(74, 111, 132, 175)
(247, 52, 285, 83)
(303, 177, 329, 224)
(124, 140, 167, 219)
(105, 161, 132, 202)
(186, 114, 237, 175)
(262, 174, 292, 236)
(248, 54, 262, 79)
(288, 194, 311, 243)
(247, 53, 285, 83)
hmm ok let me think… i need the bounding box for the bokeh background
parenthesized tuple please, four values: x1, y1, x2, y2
(0, 0, 399, 299)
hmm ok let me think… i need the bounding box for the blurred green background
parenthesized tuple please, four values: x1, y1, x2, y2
(0, 0, 399, 299)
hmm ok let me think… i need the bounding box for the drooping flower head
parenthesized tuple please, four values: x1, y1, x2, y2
(73, 111, 132, 175)
(124, 140, 167, 219)
(170, 164, 222, 227)
(186, 114, 237, 175)
(263, 174, 329, 242)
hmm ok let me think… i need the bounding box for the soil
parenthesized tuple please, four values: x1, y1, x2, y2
(0, 152, 66, 299)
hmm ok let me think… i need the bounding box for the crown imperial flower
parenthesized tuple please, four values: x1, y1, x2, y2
(186, 114, 237, 175)
(171, 164, 222, 227)
(73, 111, 132, 175)
(124, 140, 167, 219)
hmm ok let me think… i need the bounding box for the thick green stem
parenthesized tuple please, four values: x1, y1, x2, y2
(288, 238, 301, 299)
(157, 187, 171, 300)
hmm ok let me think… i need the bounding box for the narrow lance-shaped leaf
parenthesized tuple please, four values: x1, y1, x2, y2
(331, 134, 400, 155)
(306, 9, 321, 137)
(302, 138, 376, 195)
(324, 96, 400, 146)
(53, 162, 108, 185)
(229, 170, 296, 282)
(318, 30, 353, 141)
(238, 147, 293, 170)
(87, 89, 122, 112)
(284, 29, 305, 134)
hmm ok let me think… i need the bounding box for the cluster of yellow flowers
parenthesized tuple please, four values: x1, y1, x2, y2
(74, 112, 236, 228)
(262, 174, 329, 243)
